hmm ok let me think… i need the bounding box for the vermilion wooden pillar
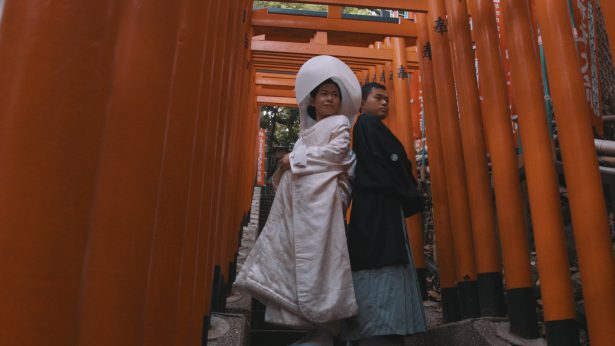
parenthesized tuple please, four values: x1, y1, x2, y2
(141, 0, 210, 345)
(218, 1, 253, 303)
(500, 0, 577, 341)
(76, 1, 184, 345)
(390, 37, 428, 298)
(468, 0, 539, 337)
(535, 1, 615, 344)
(192, 1, 235, 343)
(368, 65, 376, 83)
(227, 0, 254, 288)
(245, 67, 261, 211)
(243, 63, 259, 212)
(428, 0, 480, 318)
(0, 2, 120, 345)
(173, 2, 227, 344)
(389, 37, 412, 150)
(599, 0, 615, 62)
(211, 0, 242, 287)
(359, 70, 368, 85)
(416, 13, 461, 322)
(443, 0, 505, 317)
(375, 64, 385, 85)
(383, 38, 396, 127)
(409, 72, 422, 144)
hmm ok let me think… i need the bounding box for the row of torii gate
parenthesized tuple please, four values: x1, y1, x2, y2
(256, 1, 615, 345)
(1, 0, 615, 345)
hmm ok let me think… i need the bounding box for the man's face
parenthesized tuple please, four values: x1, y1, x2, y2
(361, 88, 389, 119)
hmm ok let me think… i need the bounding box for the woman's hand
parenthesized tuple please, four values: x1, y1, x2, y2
(278, 154, 291, 171)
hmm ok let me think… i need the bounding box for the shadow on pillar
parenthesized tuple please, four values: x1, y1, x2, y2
(506, 287, 540, 339)
(202, 314, 211, 346)
(417, 268, 428, 301)
(477, 272, 507, 317)
(204, 265, 228, 344)
(457, 279, 480, 319)
(545, 319, 580, 346)
(211, 265, 227, 313)
(441, 287, 462, 322)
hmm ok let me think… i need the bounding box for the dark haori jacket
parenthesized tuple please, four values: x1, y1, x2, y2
(348, 113, 424, 271)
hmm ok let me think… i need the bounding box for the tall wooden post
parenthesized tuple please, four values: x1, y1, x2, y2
(174, 1, 227, 344)
(444, 0, 506, 317)
(375, 64, 385, 85)
(358, 70, 368, 85)
(598, 0, 615, 61)
(212, 0, 244, 287)
(383, 38, 396, 127)
(427, 0, 480, 318)
(417, 13, 461, 322)
(141, 0, 210, 344)
(368, 65, 376, 83)
(501, 0, 578, 341)
(409, 72, 422, 145)
(0, 2, 121, 345)
(76, 1, 184, 345)
(218, 0, 253, 310)
(535, 1, 615, 344)
(391, 36, 428, 299)
(196, 1, 237, 343)
(468, 0, 540, 337)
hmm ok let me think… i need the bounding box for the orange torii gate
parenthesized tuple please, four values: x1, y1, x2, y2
(0, 0, 614, 345)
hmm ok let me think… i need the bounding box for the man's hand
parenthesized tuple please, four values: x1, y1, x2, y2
(278, 154, 291, 171)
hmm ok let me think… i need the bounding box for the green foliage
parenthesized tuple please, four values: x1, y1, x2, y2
(260, 106, 300, 150)
(252, 1, 374, 15)
(260, 106, 301, 177)
(253, 1, 327, 11)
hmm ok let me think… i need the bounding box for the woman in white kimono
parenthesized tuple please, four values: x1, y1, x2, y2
(236, 55, 361, 345)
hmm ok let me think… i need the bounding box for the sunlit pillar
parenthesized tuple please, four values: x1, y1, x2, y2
(500, 0, 578, 341)
(427, 0, 480, 318)
(535, 0, 615, 344)
(443, 0, 505, 318)
(390, 36, 428, 299)
(468, 0, 542, 337)
(417, 13, 461, 322)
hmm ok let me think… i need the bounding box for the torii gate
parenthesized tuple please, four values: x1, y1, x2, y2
(249, 6, 438, 321)
(249, 2, 615, 345)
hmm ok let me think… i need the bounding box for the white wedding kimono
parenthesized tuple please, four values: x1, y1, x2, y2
(236, 114, 357, 328)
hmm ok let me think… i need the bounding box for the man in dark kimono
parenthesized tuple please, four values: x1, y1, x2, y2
(341, 83, 426, 346)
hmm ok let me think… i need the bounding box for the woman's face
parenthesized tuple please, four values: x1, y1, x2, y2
(311, 83, 341, 120)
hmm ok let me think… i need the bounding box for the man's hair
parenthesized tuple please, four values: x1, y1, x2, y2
(361, 82, 386, 101)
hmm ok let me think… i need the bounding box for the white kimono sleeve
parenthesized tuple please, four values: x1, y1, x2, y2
(288, 118, 354, 175)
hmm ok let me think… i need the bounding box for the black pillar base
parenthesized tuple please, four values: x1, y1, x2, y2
(416, 268, 428, 301)
(441, 287, 462, 322)
(211, 265, 223, 313)
(202, 314, 211, 346)
(506, 287, 540, 339)
(457, 280, 480, 318)
(228, 260, 237, 291)
(477, 272, 507, 317)
(219, 275, 227, 312)
(545, 319, 580, 346)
